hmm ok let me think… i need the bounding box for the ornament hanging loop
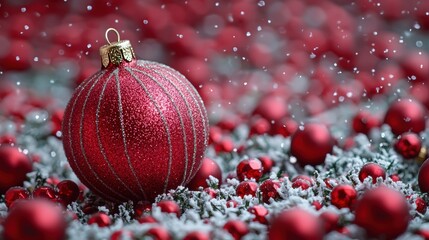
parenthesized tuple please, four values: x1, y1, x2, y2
(99, 28, 136, 69)
(105, 28, 121, 45)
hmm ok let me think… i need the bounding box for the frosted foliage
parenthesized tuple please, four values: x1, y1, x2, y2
(0, 109, 425, 239)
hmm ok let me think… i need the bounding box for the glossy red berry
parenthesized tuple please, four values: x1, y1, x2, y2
(394, 133, 422, 159)
(236, 158, 263, 181)
(330, 185, 357, 209)
(358, 163, 386, 184)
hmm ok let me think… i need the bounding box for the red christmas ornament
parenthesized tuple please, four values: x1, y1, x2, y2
(223, 220, 249, 240)
(33, 186, 57, 201)
(394, 133, 422, 159)
(352, 110, 380, 135)
(354, 187, 410, 239)
(183, 231, 210, 240)
(4, 187, 30, 208)
(110, 230, 133, 240)
(57, 180, 80, 205)
(291, 175, 313, 190)
(3, 199, 66, 240)
(186, 157, 222, 190)
(145, 226, 171, 240)
(248, 205, 268, 224)
(0, 145, 32, 194)
(236, 181, 258, 198)
(236, 158, 263, 181)
(415, 197, 427, 214)
(138, 215, 157, 224)
(358, 163, 386, 184)
(258, 156, 274, 174)
(418, 159, 429, 193)
(384, 99, 426, 135)
(259, 179, 281, 203)
(88, 212, 111, 227)
(157, 200, 181, 217)
(268, 207, 324, 240)
(290, 123, 334, 166)
(330, 184, 357, 209)
(319, 211, 339, 233)
(62, 28, 209, 202)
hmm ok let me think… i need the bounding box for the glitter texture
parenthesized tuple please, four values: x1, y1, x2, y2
(62, 60, 209, 202)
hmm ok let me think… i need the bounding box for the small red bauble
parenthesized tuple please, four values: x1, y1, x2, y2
(290, 123, 334, 166)
(269, 118, 298, 137)
(110, 230, 133, 240)
(187, 158, 222, 190)
(358, 163, 386, 184)
(414, 197, 427, 214)
(258, 156, 274, 174)
(354, 187, 410, 239)
(88, 212, 111, 227)
(204, 187, 217, 198)
(291, 175, 313, 190)
(394, 133, 422, 159)
(384, 99, 426, 135)
(330, 184, 357, 209)
(33, 186, 58, 201)
(259, 180, 281, 203)
(3, 199, 66, 240)
(319, 211, 339, 233)
(57, 180, 80, 205)
(253, 94, 288, 122)
(183, 231, 210, 240)
(4, 187, 30, 208)
(138, 215, 157, 224)
(268, 207, 324, 240)
(157, 200, 181, 217)
(0, 145, 32, 194)
(236, 158, 263, 181)
(352, 110, 380, 135)
(145, 226, 171, 240)
(248, 205, 269, 224)
(236, 181, 258, 198)
(418, 159, 429, 193)
(249, 116, 271, 136)
(62, 29, 209, 202)
(223, 220, 249, 240)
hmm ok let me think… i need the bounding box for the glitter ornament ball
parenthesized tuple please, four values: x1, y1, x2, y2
(62, 29, 209, 202)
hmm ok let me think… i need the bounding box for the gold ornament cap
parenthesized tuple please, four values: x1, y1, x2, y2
(99, 28, 136, 68)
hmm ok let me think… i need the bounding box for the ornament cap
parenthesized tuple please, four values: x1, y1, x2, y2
(99, 28, 136, 68)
